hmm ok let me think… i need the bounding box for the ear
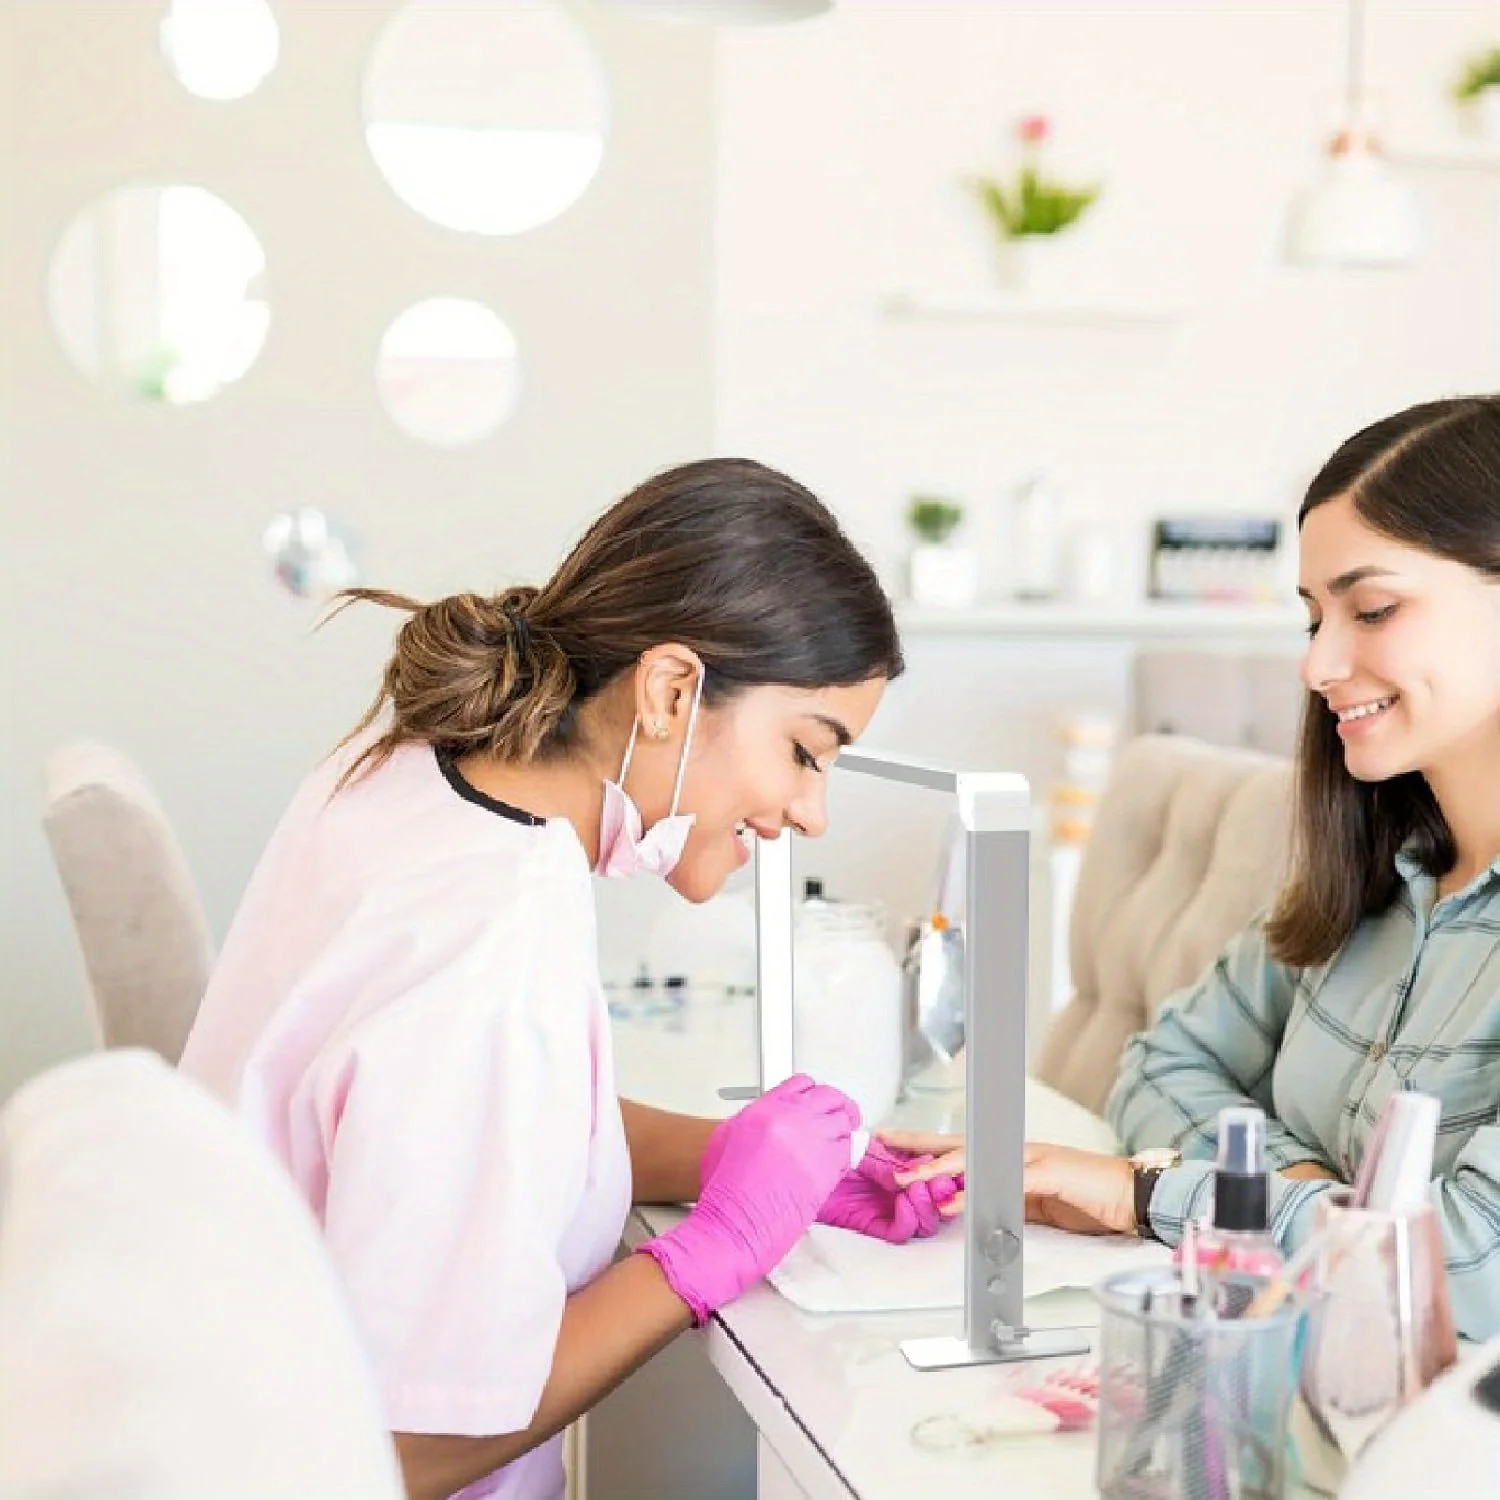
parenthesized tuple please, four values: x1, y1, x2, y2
(633, 645, 703, 741)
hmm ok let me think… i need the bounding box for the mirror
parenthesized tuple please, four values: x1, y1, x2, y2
(47, 184, 270, 404)
(363, 0, 608, 236)
(263, 508, 361, 602)
(376, 296, 522, 445)
(159, 0, 279, 101)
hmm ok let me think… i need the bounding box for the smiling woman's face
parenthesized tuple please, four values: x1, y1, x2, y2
(624, 676, 887, 904)
(1298, 493, 1500, 785)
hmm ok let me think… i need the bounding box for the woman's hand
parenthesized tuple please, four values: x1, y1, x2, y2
(1023, 1143, 1135, 1234)
(875, 1129, 966, 1218)
(876, 1134, 1140, 1236)
(643, 1074, 858, 1322)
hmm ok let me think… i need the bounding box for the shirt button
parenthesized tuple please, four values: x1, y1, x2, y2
(1369, 1041, 1388, 1063)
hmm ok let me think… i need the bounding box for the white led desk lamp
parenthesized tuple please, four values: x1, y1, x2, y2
(748, 747, 1090, 1372)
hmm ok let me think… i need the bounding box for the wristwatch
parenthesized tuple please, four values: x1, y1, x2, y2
(1130, 1147, 1182, 1242)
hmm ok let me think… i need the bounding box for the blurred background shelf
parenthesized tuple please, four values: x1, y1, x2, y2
(1392, 139, 1500, 170)
(895, 601, 1306, 640)
(880, 289, 1188, 328)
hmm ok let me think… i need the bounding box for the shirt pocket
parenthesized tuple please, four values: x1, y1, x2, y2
(1409, 1056, 1500, 1165)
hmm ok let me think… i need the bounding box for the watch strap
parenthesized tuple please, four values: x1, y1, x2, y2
(1133, 1165, 1166, 1242)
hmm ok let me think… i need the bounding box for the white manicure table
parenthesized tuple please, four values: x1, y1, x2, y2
(578, 1012, 1120, 1500)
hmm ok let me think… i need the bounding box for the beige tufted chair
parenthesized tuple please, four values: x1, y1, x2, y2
(1033, 735, 1294, 1116)
(42, 742, 215, 1064)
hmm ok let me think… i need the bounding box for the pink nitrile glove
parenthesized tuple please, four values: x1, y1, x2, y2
(699, 1112, 960, 1247)
(815, 1139, 961, 1244)
(638, 1074, 859, 1324)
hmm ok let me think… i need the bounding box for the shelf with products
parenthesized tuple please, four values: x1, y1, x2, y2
(879, 288, 1188, 328)
(894, 600, 1306, 641)
(1391, 138, 1500, 170)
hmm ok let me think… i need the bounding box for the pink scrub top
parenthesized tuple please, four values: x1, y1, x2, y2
(180, 739, 632, 1500)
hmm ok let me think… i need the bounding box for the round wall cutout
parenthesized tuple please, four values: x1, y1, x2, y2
(48, 184, 269, 404)
(160, 0, 279, 101)
(363, 0, 608, 236)
(376, 296, 522, 445)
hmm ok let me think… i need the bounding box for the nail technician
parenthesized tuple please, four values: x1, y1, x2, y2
(890, 396, 1500, 1341)
(181, 459, 957, 1500)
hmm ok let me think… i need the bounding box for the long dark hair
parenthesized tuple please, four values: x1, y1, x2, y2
(333, 458, 904, 784)
(1266, 396, 1500, 967)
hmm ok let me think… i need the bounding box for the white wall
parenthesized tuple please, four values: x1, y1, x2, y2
(8, 1, 1500, 1094)
(0, 0, 716, 1097)
(716, 2, 1500, 596)
(705, 0, 1500, 997)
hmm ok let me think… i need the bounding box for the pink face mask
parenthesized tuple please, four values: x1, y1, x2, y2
(595, 670, 704, 880)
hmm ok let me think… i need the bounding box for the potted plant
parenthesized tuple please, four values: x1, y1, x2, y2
(968, 114, 1102, 290)
(906, 495, 979, 608)
(1453, 46, 1500, 139)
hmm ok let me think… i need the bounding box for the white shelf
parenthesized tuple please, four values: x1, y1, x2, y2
(880, 288, 1187, 328)
(1392, 138, 1500, 170)
(895, 600, 1306, 641)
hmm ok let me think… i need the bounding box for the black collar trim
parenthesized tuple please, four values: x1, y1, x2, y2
(434, 748, 546, 827)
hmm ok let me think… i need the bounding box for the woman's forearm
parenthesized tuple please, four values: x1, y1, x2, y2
(619, 1098, 717, 1203)
(393, 1252, 690, 1500)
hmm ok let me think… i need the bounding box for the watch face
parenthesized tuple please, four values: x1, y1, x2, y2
(1133, 1147, 1179, 1171)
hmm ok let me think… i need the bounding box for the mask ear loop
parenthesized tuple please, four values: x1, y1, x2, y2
(617, 716, 641, 787)
(666, 668, 705, 818)
(618, 664, 704, 804)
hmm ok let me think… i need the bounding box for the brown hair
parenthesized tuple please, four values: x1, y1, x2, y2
(333, 458, 904, 784)
(1265, 396, 1500, 967)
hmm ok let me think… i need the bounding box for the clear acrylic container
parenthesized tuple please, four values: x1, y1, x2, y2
(1095, 1264, 1306, 1500)
(1293, 1188, 1457, 1493)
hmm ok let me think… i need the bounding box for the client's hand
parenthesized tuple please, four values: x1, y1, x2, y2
(875, 1130, 966, 1219)
(1023, 1143, 1134, 1235)
(875, 1135, 1142, 1236)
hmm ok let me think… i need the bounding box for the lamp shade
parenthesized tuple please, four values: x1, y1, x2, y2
(1284, 131, 1423, 269)
(611, 0, 831, 23)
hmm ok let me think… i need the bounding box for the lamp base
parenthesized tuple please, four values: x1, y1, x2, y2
(900, 1325, 1092, 1371)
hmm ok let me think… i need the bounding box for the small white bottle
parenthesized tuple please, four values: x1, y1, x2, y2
(1010, 475, 1062, 601)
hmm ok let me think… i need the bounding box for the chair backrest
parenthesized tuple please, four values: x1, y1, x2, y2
(0, 1049, 404, 1499)
(1034, 734, 1294, 1115)
(42, 742, 214, 1062)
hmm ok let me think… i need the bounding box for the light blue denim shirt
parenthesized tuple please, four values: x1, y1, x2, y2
(1106, 850, 1500, 1339)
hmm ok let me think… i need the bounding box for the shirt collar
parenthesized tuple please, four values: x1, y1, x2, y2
(1394, 842, 1500, 903)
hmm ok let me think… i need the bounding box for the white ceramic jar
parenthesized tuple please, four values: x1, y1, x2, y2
(794, 896, 903, 1130)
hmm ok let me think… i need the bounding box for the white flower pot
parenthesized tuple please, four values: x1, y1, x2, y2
(994, 227, 1092, 296)
(1467, 85, 1500, 140)
(909, 544, 979, 608)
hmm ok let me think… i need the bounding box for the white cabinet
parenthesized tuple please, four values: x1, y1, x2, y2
(757, 1436, 813, 1500)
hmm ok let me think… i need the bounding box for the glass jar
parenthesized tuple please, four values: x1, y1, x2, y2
(794, 896, 903, 1129)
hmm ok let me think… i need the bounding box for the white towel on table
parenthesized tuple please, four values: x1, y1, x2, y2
(768, 1218, 1171, 1314)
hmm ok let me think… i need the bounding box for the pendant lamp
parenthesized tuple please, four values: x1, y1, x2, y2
(1284, 0, 1423, 269)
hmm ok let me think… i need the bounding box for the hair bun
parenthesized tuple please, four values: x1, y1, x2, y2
(492, 586, 540, 650)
